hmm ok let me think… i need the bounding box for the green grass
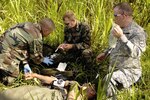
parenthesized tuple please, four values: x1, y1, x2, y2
(0, 0, 150, 100)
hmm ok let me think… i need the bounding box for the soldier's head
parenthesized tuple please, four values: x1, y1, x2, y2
(113, 2, 133, 28)
(39, 18, 55, 37)
(63, 11, 77, 29)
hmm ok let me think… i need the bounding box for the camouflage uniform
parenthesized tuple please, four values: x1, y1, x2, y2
(0, 82, 95, 100)
(104, 21, 147, 97)
(0, 22, 43, 79)
(67, 81, 96, 100)
(67, 81, 87, 100)
(0, 85, 63, 100)
(56, 22, 92, 65)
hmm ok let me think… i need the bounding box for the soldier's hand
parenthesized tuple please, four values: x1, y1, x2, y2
(56, 44, 65, 52)
(24, 73, 37, 80)
(43, 57, 53, 65)
(96, 53, 106, 62)
(112, 24, 123, 38)
(63, 44, 73, 51)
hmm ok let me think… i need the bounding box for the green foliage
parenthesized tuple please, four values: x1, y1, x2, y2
(0, 0, 150, 100)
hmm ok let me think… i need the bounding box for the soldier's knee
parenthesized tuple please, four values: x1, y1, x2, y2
(82, 49, 93, 58)
(106, 80, 117, 98)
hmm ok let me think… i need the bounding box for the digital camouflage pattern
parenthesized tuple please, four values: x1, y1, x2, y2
(105, 21, 147, 97)
(0, 22, 43, 77)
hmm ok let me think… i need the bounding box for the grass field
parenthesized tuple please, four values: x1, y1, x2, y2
(0, 0, 150, 99)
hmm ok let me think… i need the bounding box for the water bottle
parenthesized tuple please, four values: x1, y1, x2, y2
(109, 23, 118, 48)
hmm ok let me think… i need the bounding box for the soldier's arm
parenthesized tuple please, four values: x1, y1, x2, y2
(25, 73, 72, 87)
(29, 41, 44, 64)
(120, 31, 147, 57)
(25, 73, 57, 84)
(73, 24, 91, 50)
(24, 23, 44, 64)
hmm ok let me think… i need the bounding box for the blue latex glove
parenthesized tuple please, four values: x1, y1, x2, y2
(43, 57, 54, 65)
(24, 64, 32, 74)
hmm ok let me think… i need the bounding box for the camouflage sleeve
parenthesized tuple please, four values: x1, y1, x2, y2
(24, 23, 44, 64)
(74, 24, 91, 50)
(120, 31, 147, 57)
(29, 38, 44, 64)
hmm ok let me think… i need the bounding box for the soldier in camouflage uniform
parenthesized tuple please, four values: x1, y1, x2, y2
(24, 72, 96, 100)
(54, 11, 92, 66)
(0, 72, 96, 100)
(96, 2, 147, 99)
(0, 18, 55, 84)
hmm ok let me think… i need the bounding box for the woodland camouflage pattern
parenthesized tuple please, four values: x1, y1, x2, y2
(57, 22, 92, 64)
(64, 22, 91, 50)
(0, 22, 43, 77)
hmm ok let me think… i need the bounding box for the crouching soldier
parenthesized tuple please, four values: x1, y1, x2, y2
(0, 18, 55, 84)
(53, 10, 93, 67)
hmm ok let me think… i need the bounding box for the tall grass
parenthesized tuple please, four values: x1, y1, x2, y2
(0, 0, 150, 99)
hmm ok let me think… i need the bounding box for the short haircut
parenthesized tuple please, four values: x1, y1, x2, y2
(39, 18, 55, 30)
(62, 10, 76, 21)
(114, 2, 133, 16)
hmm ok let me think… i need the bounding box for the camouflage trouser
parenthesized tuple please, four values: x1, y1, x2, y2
(104, 69, 141, 98)
(0, 53, 20, 84)
(53, 48, 93, 66)
(0, 85, 63, 100)
(81, 49, 93, 64)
